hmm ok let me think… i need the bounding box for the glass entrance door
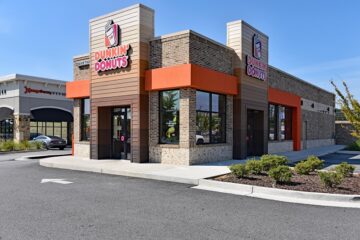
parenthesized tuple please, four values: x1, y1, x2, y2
(112, 107, 131, 160)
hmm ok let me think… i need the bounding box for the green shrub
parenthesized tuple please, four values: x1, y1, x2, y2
(1, 140, 15, 151)
(334, 162, 355, 177)
(34, 141, 43, 150)
(268, 165, 292, 184)
(14, 142, 25, 151)
(245, 159, 262, 175)
(294, 161, 313, 175)
(294, 156, 324, 175)
(318, 171, 343, 188)
(306, 155, 324, 170)
(22, 140, 31, 150)
(229, 164, 249, 178)
(346, 139, 360, 151)
(260, 154, 288, 172)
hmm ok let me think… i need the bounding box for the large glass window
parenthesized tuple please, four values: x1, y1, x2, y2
(269, 104, 292, 141)
(159, 90, 180, 144)
(0, 119, 13, 140)
(81, 98, 90, 141)
(30, 121, 69, 142)
(196, 91, 226, 144)
(268, 104, 278, 141)
(279, 106, 292, 140)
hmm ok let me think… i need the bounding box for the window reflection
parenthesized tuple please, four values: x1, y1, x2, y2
(196, 91, 226, 144)
(159, 90, 180, 144)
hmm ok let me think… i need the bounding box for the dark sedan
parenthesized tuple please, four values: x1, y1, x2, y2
(32, 135, 67, 150)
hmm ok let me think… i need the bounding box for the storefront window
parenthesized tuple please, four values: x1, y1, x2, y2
(268, 104, 278, 141)
(0, 119, 13, 140)
(196, 91, 226, 144)
(268, 104, 293, 141)
(280, 106, 292, 140)
(159, 90, 180, 144)
(46, 122, 54, 136)
(81, 98, 90, 141)
(30, 121, 69, 142)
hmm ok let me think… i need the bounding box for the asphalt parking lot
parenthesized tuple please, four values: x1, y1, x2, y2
(0, 159, 359, 240)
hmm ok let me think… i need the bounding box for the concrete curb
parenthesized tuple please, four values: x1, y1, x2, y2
(0, 149, 47, 155)
(39, 160, 199, 185)
(193, 179, 360, 208)
(16, 154, 72, 161)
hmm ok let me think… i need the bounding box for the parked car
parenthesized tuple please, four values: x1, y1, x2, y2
(196, 134, 204, 144)
(31, 135, 67, 150)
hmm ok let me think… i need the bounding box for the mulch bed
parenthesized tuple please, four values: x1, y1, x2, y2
(214, 172, 360, 195)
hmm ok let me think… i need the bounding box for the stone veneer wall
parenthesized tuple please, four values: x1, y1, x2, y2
(268, 66, 335, 149)
(149, 90, 233, 165)
(13, 114, 30, 141)
(268, 141, 293, 154)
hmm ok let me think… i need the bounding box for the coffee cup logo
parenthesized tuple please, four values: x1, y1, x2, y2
(105, 20, 119, 48)
(253, 34, 262, 60)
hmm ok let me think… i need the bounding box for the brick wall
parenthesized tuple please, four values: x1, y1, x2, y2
(268, 66, 335, 148)
(148, 30, 234, 164)
(150, 30, 234, 74)
(73, 97, 90, 158)
(73, 55, 90, 81)
(149, 89, 233, 165)
(268, 66, 334, 105)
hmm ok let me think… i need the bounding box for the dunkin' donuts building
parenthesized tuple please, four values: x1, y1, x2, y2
(67, 4, 335, 165)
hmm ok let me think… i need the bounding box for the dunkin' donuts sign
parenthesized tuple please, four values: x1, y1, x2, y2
(94, 20, 131, 72)
(246, 34, 267, 81)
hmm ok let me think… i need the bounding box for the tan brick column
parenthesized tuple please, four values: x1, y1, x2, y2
(179, 88, 196, 148)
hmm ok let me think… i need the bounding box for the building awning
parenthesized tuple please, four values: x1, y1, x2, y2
(31, 108, 73, 122)
(0, 107, 14, 121)
(66, 79, 90, 99)
(145, 64, 238, 95)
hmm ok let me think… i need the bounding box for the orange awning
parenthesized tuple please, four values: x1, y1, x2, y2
(66, 80, 90, 99)
(145, 64, 238, 95)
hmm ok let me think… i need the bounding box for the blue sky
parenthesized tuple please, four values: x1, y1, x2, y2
(0, 0, 359, 97)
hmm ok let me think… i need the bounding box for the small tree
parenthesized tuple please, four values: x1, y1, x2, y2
(331, 81, 360, 138)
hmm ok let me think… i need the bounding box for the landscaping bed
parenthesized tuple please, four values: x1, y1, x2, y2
(214, 172, 360, 195)
(218, 154, 360, 195)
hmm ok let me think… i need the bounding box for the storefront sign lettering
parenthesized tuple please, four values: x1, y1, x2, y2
(246, 55, 267, 81)
(246, 34, 267, 81)
(94, 44, 130, 72)
(94, 20, 131, 73)
(24, 87, 51, 95)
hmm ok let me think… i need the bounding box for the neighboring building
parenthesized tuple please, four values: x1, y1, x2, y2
(0, 74, 73, 143)
(67, 4, 335, 164)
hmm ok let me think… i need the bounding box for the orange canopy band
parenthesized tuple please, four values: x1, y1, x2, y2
(66, 80, 90, 99)
(268, 87, 302, 151)
(145, 64, 238, 95)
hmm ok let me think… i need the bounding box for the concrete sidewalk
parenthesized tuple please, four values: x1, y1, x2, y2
(39, 145, 345, 185)
(281, 144, 346, 164)
(40, 156, 236, 185)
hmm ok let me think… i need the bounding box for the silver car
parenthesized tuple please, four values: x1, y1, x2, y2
(32, 135, 67, 150)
